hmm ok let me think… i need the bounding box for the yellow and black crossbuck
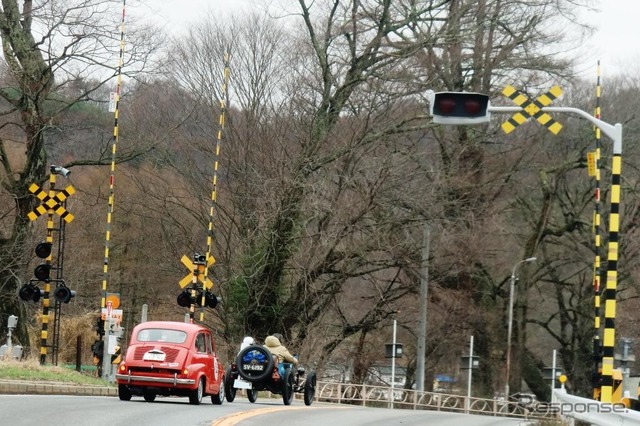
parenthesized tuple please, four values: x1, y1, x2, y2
(27, 183, 75, 223)
(179, 254, 215, 290)
(501, 85, 563, 135)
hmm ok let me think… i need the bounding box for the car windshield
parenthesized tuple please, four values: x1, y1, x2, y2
(137, 328, 187, 344)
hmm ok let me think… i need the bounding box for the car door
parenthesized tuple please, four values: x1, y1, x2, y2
(193, 332, 212, 389)
(205, 332, 222, 393)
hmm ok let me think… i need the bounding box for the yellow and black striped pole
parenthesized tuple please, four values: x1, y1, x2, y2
(100, 0, 126, 380)
(189, 273, 197, 323)
(101, 0, 126, 311)
(592, 60, 603, 399)
(39, 173, 56, 365)
(600, 127, 623, 403)
(199, 52, 230, 320)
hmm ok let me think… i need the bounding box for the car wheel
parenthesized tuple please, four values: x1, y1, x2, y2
(247, 388, 258, 403)
(143, 390, 156, 402)
(189, 377, 204, 405)
(224, 367, 236, 402)
(304, 371, 316, 406)
(118, 384, 132, 401)
(236, 345, 274, 382)
(211, 375, 225, 405)
(282, 368, 294, 406)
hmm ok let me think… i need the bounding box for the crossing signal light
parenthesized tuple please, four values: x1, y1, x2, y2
(34, 264, 51, 281)
(428, 91, 490, 125)
(35, 242, 52, 259)
(176, 289, 219, 308)
(177, 290, 192, 307)
(18, 283, 43, 302)
(201, 290, 219, 309)
(95, 317, 105, 336)
(53, 285, 76, 303)
(34, 242, 53, 281)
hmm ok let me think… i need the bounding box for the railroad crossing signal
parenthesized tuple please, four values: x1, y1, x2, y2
(501, 85, 563, 135)
(179, 254, 215, 289)
(177, 289, 219, 308)
(428, 91, 491, 125)
(27, 183, 75, 222)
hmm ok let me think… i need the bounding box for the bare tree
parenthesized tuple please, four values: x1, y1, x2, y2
(0, 0, 161, 344)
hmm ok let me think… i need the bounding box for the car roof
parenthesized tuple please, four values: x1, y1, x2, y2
(132, 321, 210, 333)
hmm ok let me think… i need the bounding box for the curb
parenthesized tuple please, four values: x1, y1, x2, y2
(0, 380, 117, 397)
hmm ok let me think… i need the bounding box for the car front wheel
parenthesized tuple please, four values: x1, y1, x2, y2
(143, 390, 156, 402)
(304, 371, 316, 406)
(189, 377, 204, 405)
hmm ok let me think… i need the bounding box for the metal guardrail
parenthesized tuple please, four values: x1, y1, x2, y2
(313, 381, 555, 420)
(553, 388, 640, 425)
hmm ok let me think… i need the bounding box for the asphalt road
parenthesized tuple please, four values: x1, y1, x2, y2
(219, 403, 530, 426)
(0, 395, 529, 426)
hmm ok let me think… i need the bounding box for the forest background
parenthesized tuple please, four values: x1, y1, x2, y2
(1, 0, 640, 403)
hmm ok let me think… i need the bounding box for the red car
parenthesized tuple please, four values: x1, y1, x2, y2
(115, 321, 225, 405)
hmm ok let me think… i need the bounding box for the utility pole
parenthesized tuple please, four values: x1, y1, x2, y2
(390, 318, 397, 410)
(466, 335, 474, 413)
(416, 222, 430, 392)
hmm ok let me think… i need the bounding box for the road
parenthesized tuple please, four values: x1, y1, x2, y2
(0, 395, 529, 425)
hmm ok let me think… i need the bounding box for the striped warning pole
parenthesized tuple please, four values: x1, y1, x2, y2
(190, 274, 197, 324)
(199, 52, 230, 321)
(600, 89, 623, 402)
(39, 173, 57, 364)
(101, 0, 126, 311)
(101, 0, 126, 380)
(592, 60, 603, 399)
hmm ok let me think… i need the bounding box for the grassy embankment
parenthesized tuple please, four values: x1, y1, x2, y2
(0, 357, 112, 386)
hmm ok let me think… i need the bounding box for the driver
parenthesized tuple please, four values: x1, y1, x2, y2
(239, 336, 254, 353)
(264, 333, 298, 367)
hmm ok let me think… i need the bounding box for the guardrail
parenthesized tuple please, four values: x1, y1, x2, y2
(313, 381, 554, 420)
(552, 388, 640, 425)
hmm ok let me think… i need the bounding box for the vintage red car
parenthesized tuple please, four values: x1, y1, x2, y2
(115, 321, 225, 405)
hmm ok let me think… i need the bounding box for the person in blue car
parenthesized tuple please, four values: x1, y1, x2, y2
(264, 334, 298, 377)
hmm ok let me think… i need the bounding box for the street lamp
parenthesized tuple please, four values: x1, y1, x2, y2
(505, 256, 537, 401)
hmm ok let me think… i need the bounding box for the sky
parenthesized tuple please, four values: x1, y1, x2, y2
(143, 0, 639, 78)
(576, 1, 640, 77)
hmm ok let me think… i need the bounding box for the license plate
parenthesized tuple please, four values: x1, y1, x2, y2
(234, 379, 251, 389)
(143, 352, 165, 361)
(242, 364, 264, 371)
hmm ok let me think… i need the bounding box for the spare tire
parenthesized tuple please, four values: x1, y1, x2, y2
(236, 345, 275, 382)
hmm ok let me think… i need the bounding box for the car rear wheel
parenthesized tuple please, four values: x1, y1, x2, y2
(304, 371, 316, 406)
(189, 377, 204, 405)
(282, 368, 294, 406)
(247, 388, 258, 403)
(143, 390, 156, 402)
(118, 384, 132, 401)
(211, 375, 225, 405)
(236, 345, 274, 382)
(224, 366, 236, 402)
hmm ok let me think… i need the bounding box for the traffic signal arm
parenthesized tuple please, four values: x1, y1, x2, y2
(488, 105, 621, 145)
